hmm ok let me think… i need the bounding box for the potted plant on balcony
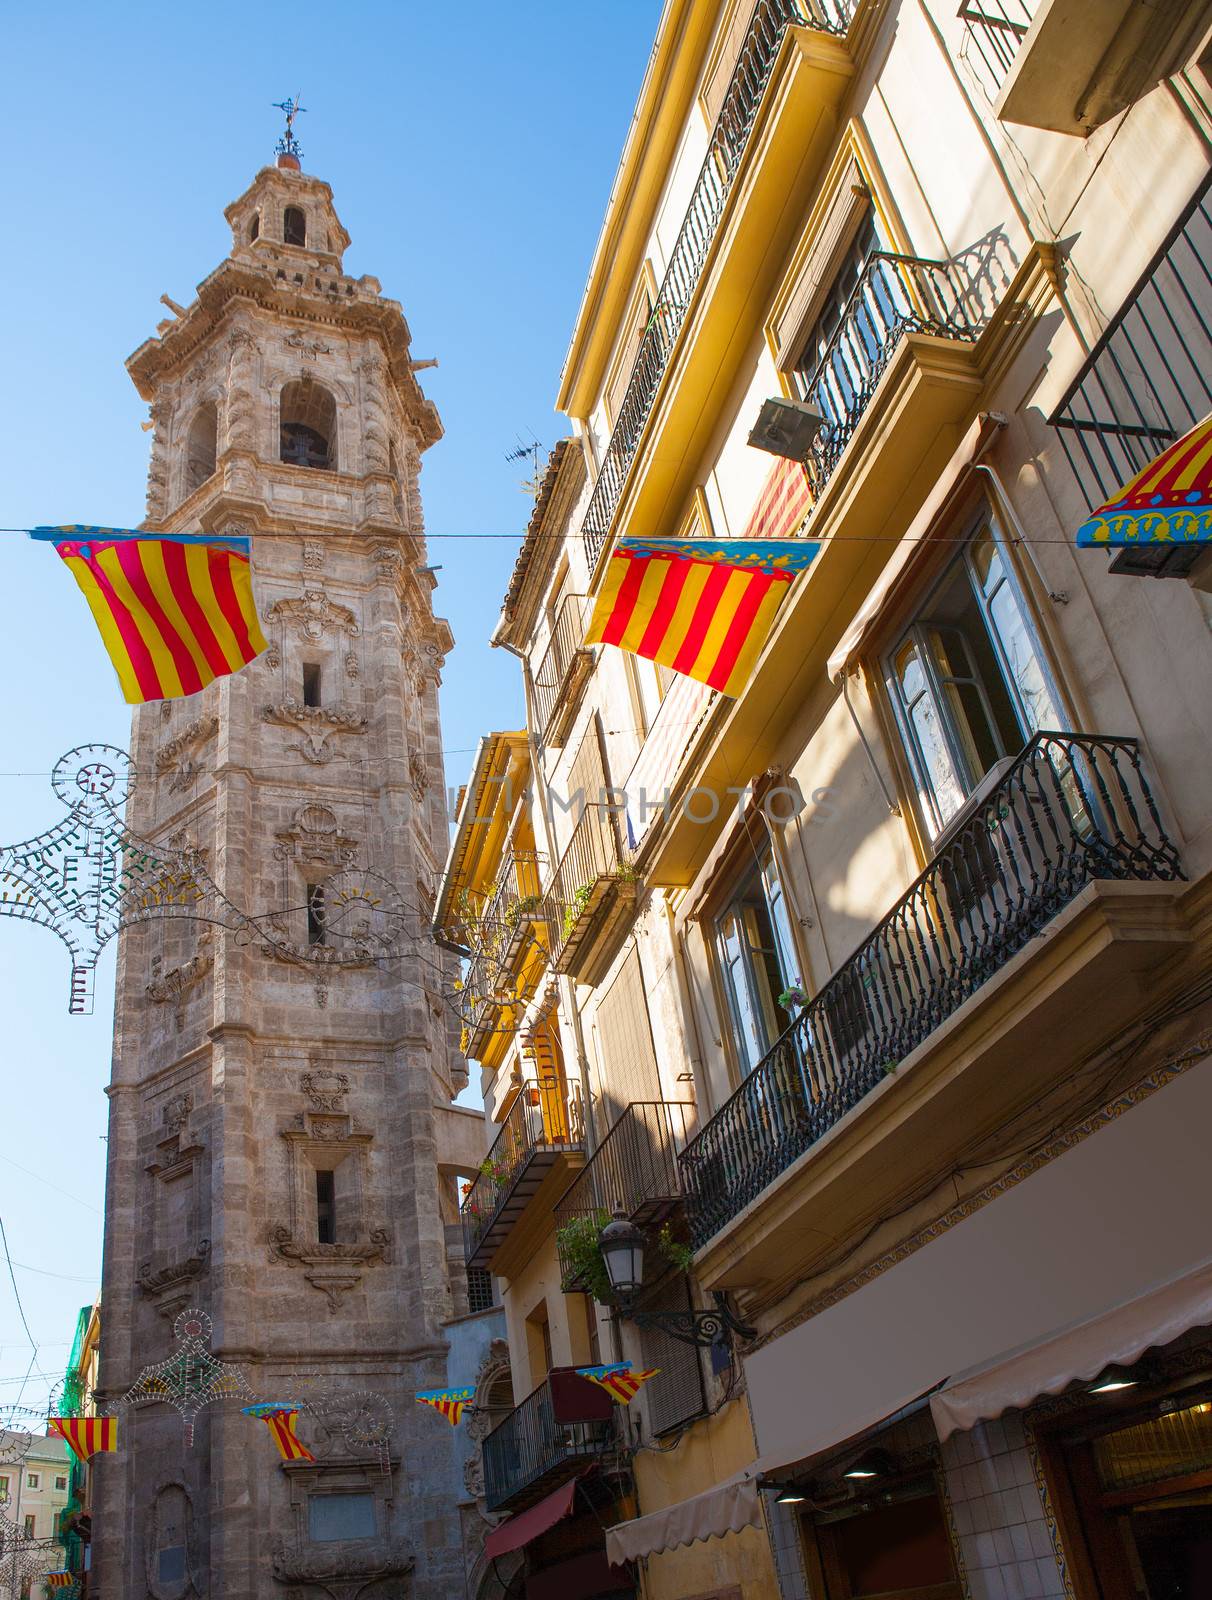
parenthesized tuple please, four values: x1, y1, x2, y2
(555, 1210, 613, 1302)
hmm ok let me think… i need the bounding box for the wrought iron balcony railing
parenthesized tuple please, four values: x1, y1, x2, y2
(554, 1102, 695, 1292)
(581, 0, 854, 571)
(533, 595, 591, 745)
(454, 850, 547, 1048)
(957, 0, 1036, 97)
(483, 1370, 617, 1513)
(679, 734, 1182, 1248)
(462, 1087, 584, 1267)
(544, 805, 633, 973)
(798, 247, 996, 498)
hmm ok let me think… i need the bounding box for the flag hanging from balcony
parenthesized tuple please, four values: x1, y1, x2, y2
(241, 1403, 316, 1461)
(48, 1416, 117, 1459)
(742, 456, 813, 541)
(29, 526, 267, 704)
(415, 1387, 475, 1426)
(584, 535, 819, 697)
(575, 1364, 661, 1403)
(1075, 412, 1212, 551)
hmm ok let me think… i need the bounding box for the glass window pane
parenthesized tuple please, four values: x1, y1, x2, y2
(309, 1493, 376, 1543)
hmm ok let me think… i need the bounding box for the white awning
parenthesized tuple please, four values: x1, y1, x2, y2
(826, 410, 1005, 682)
(931, 1254, 1212, 1440)
(604, 1472, 761, 1565)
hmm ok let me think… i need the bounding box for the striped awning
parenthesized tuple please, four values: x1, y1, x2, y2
(1076, 411, 1212, 552)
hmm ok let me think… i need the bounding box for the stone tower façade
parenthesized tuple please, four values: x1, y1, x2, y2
(95, 153, 474, 1598)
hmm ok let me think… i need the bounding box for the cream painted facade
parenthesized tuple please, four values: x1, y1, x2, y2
(446, 2, 1212, 1598)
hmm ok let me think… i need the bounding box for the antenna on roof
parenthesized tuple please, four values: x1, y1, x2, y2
(505, 436, 544, 499)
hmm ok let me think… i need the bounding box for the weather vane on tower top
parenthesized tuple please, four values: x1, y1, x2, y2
(272, 94, 306, 162)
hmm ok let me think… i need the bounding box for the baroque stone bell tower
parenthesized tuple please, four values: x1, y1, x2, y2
(96, 149, 474, 1597)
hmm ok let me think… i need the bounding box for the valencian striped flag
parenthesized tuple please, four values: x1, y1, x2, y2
(48, 1416, 117, 1459)
(45, 1575, 75, 1591)
(30, 526, 267, 704)
(575, 1364, 661, 1403)
(241, 1403, 315, 1462)
(415, 1387, 475, 1426)
(742, 456, 813, 541)
(584, 534, 819, 698)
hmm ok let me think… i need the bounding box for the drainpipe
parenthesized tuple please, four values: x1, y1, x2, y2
(840, 672, 901, 818)
(664, 895, 710, 1117)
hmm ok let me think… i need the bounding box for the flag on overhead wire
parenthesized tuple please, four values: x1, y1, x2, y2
(575, 1364, 661, 1403)
(44, 1575, 76, 1591)
(48, 1416, 117, 1459)
(415, 1387, 475, 1426)
(583, 535, 819, 697)
(241, 1404, 315, 1462)
(29, 526, 267, 704)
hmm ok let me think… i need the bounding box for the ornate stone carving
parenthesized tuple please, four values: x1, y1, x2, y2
(464, 1338, 511, 1505)
(301, 1069, 350, 1111)
(275, 804, 359, 866)
(147, 947, 214, 1030)
(372, 545, 404, 584)
(267, 1224, 392, 1312)
(271, 1535, 414, 1599)
(286, 331, 333, 361)
(302, 540, 325, 570)
(408, 748, 429, 801)
(266, 588, 360, 645)
(156, 716, 219, 794)
(162, 1092, 194, 1134)
(136, 1240, 211, 1316)
(261, 701, 368, 764)
(224, 325, 259, 453)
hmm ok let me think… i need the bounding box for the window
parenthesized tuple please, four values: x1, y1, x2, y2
(886, 513, 1062, 836)
(185, 402, 218, 493)
(307, 883, 327, 947)
(714, 845, 799, 1074)
(0, 1475, 8, 1495)
(466, 1266, 494, 1314)
(23, 1514, 34, 1537)
(302, 662, 322, 708)
(248, 212, 260, 242)
(54, 1475, 67, 1491)
(638, 1275, 706, 1435)
(283, 206, 306, 247)
(315, 1169, 335, 1244)
(26, 1473, 38, 1489)
(308, 1492, 375, 1543)
(280, 380, 336, 470)
(793, 213, 893, 434)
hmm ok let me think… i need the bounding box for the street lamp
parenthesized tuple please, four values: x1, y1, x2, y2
(598, 1211, 756, 1349)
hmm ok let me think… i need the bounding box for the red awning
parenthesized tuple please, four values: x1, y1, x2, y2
(483, 1476, 581, 1560)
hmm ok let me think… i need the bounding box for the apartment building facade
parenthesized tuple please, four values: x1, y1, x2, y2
(443, 1, 1212, 1596)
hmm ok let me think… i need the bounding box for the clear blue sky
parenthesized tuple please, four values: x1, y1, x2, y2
(0, 0, 659, 1415)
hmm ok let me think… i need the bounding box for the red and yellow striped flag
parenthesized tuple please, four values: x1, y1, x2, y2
(575, 1364, 661, 1403)
(415, 1387, 474, 1426)
(45, 1574, 75, 1590)
(31, 526, 267, 704)
(584, 535, 819, 698)
(240, 1403, 315, 1461)
(48, 1416, 117, 1459)
(742, 456, 813, 541)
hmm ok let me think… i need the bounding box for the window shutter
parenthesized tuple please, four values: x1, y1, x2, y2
(637, 1274, 706, 1435)
(593, 946, 661, 1132)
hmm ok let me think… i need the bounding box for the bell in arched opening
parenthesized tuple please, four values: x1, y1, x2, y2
(280, 380, 336, 470)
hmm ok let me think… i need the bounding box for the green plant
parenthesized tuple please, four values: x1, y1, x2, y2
(656, 1222, 695, 1275)
(562, 882, 595, 939)
(478, 1156, 508, 1183)
(614, 860, 638, 884)
(880, 1060, 898, 1077)
(555, 1209, 613, 1302)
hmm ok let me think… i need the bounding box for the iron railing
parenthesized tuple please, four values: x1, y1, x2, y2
(798, 246, 1001, 497)
(545, 805, 628, 961)
(462, 1089, 583, 1263)
(533, 595, 590, 740)
(1051, 173, 1212, 510)
(581, 0, 854, 571)
(483, 1374, 615, 1513)
(455, 850, 547, 1043)
(555, 1102, 695, 1291)
(679, 734, 1182, 1247)
(957, 0, 1036, 97)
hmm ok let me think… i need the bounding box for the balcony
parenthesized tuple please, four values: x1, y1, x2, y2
(798, 248, 990, 503)
(680, 734, 1184, 1259)
(554, 1102, 695, 1293)
(483, 1369, 618, 1514)
(1051, 173, 1212, 577)
(462, 1089, 584, 1269)
(958, 0, 1035, 98)
(581, 0, 854, 572)
(457, 850, 547, 1059)
(533, 594, 592, 747)
(545, 806, 637, 984)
